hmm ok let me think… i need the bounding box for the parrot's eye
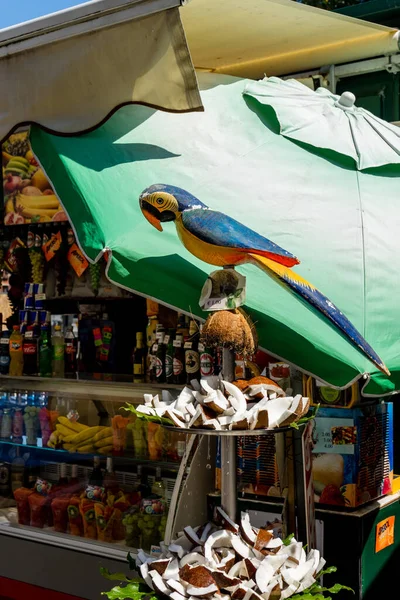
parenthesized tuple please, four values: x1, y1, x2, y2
(156, 198, 164, 205)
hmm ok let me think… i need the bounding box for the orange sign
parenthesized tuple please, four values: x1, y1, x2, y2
(67, 243, 89, 277)
(375, 516, 395, 553)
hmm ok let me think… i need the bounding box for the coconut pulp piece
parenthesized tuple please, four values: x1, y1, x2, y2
(150, 570, 172, 595)
(222, 381, 247, 414)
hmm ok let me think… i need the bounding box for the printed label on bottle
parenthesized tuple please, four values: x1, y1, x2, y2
(0, 356, 10, 366)
(198, 343, 205, 352)
(134, 363, 144, 375)
(53, 345, 64, 360)
(141, 498, 166, 515)
(165, 355, 173, 378)
(10, 342, 22, 352)
(65, 343, 75, 354)
(173, 357, 183, 376)
(12, 412, 23, 437)
(200, 352, 214, 377)
(0, 464, 10, 487)
(152, 344, 158, 352)
(164, 335, 170, 345)
(185, 350, 200, 374)
(184, 341, 192, 349)
(24, 330, 33, 339)
(173, 340, 182, 348)
(23, 343, 37, 355)
(154, 357, 163, 379)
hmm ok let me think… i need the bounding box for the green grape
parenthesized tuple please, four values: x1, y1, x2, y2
(89, 262, 101, 295)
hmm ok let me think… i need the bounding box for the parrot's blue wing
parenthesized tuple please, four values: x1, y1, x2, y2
(181, 208, 299, 267)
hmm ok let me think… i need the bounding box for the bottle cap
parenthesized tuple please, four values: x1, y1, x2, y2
(13, 325, 19, 331)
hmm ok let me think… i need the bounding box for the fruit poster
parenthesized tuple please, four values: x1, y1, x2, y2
(2, 131, 67, 225)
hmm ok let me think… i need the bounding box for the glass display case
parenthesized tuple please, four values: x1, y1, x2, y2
(0, 376, 215, 598)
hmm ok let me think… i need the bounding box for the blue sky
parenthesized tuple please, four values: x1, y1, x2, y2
(1, 0, 88, 29)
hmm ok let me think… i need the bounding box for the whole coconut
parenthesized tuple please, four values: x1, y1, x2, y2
(200, 308, 257, 357)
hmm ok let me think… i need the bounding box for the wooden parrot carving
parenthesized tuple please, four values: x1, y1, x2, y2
(139, 184, 389, 376)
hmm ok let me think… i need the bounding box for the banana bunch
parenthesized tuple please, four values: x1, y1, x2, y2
(15, 192, 61, 220)
(4, 156, 35, 180)
(52, 416, 114, 455)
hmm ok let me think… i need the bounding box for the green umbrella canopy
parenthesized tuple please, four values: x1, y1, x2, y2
(29, 73, 400, 395)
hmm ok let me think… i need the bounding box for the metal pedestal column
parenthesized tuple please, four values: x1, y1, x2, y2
(221, 348, 237, 520)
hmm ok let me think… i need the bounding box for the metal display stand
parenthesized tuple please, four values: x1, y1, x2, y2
(167, 349, 312, 539)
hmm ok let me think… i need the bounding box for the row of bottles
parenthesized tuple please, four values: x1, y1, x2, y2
(0, 324, 77, 378)
(133, 314, 221, 385)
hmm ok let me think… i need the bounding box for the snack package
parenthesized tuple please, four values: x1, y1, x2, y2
(13, 487, 34, 525)
(67, 496, 83, 536)
(79, 498, 97, 539)
(94, 502, 117, 542)
(52, 495, 71, 533)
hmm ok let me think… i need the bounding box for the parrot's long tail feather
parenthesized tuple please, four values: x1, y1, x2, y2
(249, 253, 390, 376)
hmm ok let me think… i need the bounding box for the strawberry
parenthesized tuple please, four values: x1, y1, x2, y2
(320, 484, 346, 506)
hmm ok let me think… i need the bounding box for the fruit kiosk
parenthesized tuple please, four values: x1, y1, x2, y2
(2, 2, 400, 599)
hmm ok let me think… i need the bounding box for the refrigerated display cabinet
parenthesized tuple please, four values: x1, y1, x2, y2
(0, 376, 215, 600)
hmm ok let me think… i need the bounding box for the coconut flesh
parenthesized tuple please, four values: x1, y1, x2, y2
(139, 512, 325, 600)
(135, 376, 310, 431)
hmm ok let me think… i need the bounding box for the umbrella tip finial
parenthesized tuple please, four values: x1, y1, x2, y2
(338, 91, 356, 109)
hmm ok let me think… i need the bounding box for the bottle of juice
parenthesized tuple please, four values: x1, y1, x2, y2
(39, 325, 52, 378)
(52, 324, 65, 378)
(0, 330, 10, 375)
(9, 326, 23, 376)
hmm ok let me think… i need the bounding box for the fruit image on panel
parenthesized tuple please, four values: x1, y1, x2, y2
(2, 131, 68, 225)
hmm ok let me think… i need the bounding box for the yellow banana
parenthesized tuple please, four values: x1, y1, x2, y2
(17, 194, 59, 209)
(58, 417, 88, 433)
(98, 445, 113, 455)
(95, 435, 113, 448)
(62, 433, 78, 444)
(56, 423, 75, 438)
(5, 198, 14, 213)
(21, 207, 57, 218)
(92, 427, 112, 444)
(77, 444, 95, 454)
(72, 426, 104, 446)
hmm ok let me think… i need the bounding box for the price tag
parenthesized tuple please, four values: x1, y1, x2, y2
(164, 335, 170, 345)
(184, 342, 192, 349)
(198, 343, 205, 352)
(24, 331, 33, 339)
(0, 338, 9, 345)
(152, 344, 158, 352)
(173, 340, 181, 348)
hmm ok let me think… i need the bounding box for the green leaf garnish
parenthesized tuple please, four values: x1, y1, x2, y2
(122, 404, 174, 427)
(102, 582, 159, 600)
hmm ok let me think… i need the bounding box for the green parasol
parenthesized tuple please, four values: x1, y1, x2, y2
(29, 73, 400, 395)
